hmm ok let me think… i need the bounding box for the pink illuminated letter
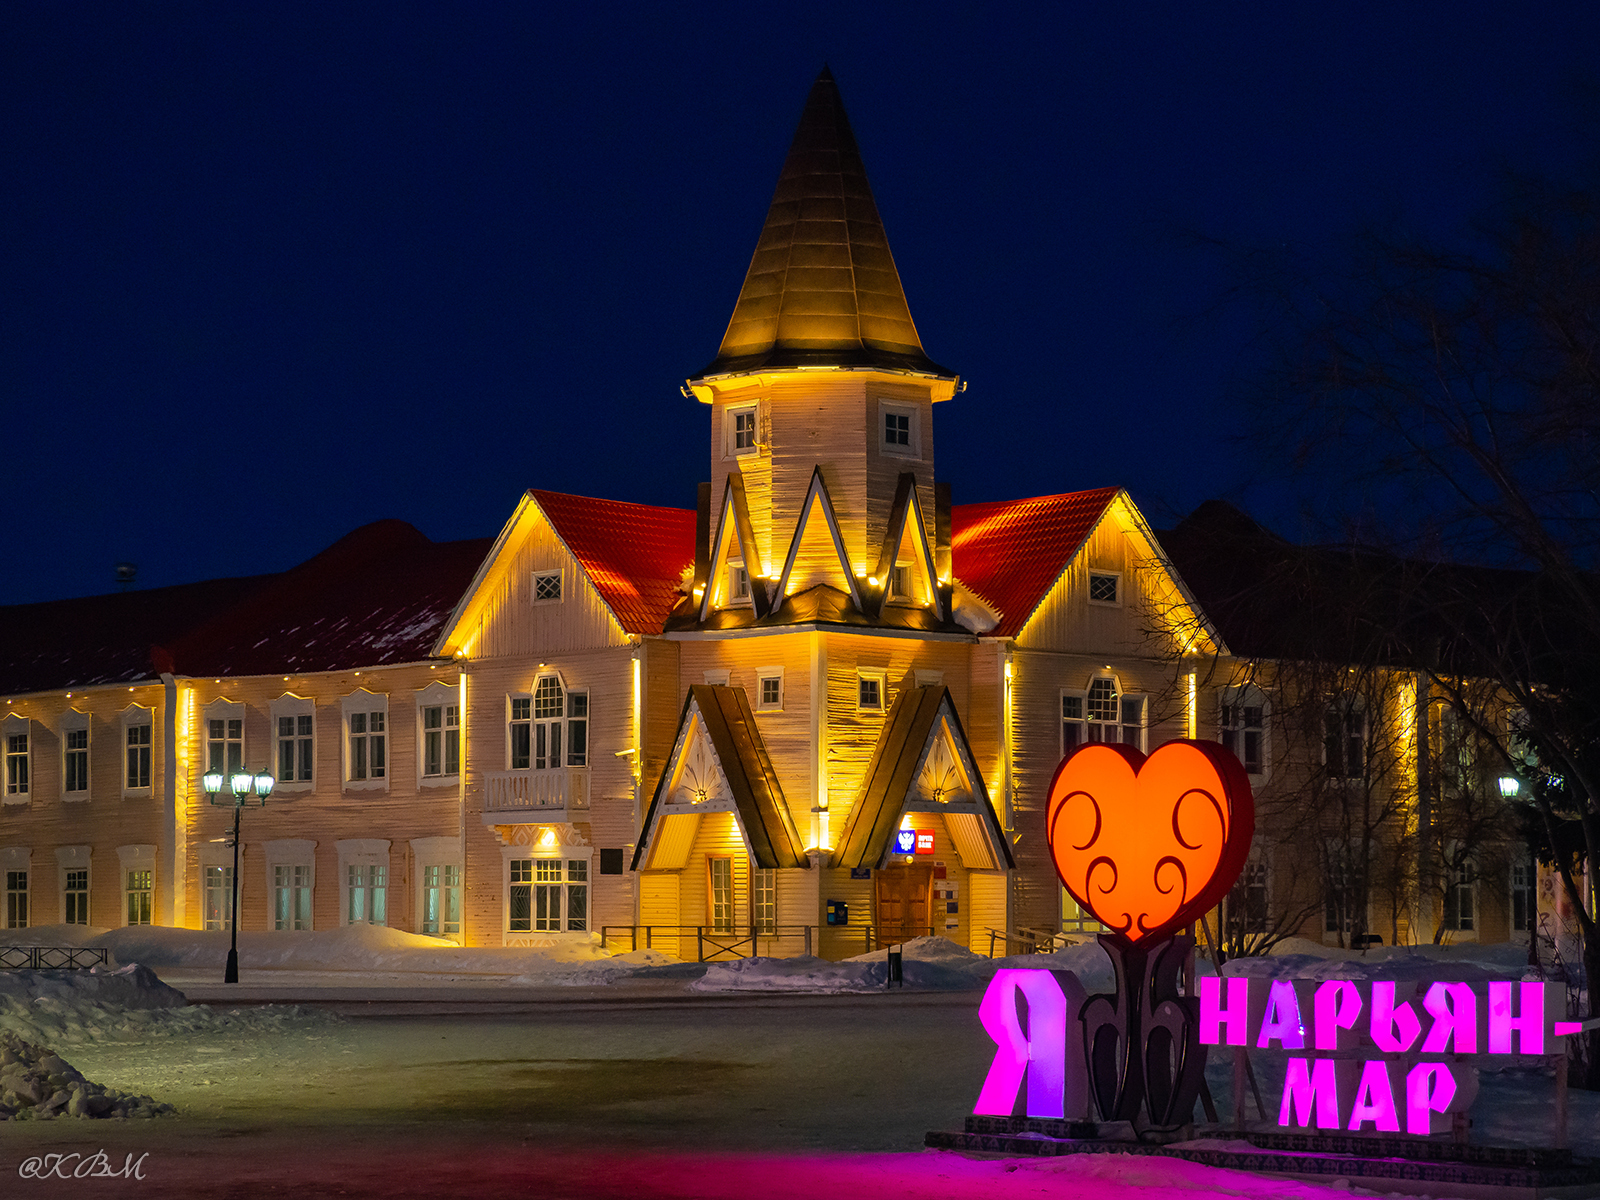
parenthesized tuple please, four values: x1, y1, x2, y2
(1369, 982, 1422, 1053)
(1279, 1057, 1340, 1129)
(974, 969, 1068, 1118)
(1487, 981, 1546, 1055)
(1347, 1059, 1400, 1132)
(1314, 980, 1362, 1051)
(1256, 980, 1305, 1050)
(1200, 976, 1250, 1046)
(1405, 1062, 1458, 1135)
(1421, 982, 1477, 1054)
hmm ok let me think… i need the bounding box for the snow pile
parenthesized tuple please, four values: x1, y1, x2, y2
(689, 936, 1115, 993)
(0, 964, 340, 1047)
(0, 1030, 173, 1120)
(540, 949, 706, 986)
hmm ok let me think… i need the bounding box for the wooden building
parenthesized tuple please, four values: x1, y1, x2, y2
(1, 69, 1538, 958)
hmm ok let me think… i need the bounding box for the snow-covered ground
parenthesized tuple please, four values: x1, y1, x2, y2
(3, 926, 1595, 1196)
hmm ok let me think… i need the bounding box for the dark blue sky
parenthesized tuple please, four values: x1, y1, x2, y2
(5, 2, 1597, 604)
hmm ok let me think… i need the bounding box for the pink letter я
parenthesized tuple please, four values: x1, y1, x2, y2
(973, 969, 1089, 1120)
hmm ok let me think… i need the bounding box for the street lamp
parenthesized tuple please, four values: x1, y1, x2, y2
(202, 766, 274, 983)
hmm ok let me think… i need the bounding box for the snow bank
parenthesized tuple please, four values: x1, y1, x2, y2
(0, 964, 340, 1048)
(13, 921, 627, 976)
(0, 1030, 174, 1120)
(690, 936, 1116, 993)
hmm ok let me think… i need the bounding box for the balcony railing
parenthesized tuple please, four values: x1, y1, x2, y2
(482, 767, 589, 821)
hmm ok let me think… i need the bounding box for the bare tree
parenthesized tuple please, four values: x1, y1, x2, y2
(1238, 170, 1600, 1082)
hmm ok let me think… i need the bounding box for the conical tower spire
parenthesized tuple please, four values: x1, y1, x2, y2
(693, 67, 953, 381)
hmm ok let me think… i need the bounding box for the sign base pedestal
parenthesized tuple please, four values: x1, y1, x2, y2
(925, 1118, 1600, 1199)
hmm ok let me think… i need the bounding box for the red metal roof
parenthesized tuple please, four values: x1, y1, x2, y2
(951, 487, 1120, 637)
(162, 521, 491, 677)
(532, 491, 697, 635)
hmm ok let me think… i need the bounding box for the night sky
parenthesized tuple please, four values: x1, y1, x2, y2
(5, 3, 1597, 605)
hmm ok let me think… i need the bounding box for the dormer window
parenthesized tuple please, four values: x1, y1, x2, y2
(888, 563, 913, 603)
(729, 562, 751, 605)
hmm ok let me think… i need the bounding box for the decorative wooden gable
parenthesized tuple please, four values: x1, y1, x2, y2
(700, 472, 771, 620)
(870, 473, 947, 621)
(633, 685, 809, 872)
(773, 467, 861, 610)
(1014, 491, 1224, 657)
(832, 686, 1013, 872)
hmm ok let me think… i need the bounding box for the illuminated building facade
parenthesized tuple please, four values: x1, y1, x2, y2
(0, 70, 1540, 956)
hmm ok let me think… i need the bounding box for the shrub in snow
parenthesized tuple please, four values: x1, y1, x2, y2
(0, 1030, 174, 1121)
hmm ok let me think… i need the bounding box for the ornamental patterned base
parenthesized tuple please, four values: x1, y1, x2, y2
(1080, 932, 1207, 1128)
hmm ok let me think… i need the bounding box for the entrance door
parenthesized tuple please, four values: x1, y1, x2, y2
(874, 864, 934, 948)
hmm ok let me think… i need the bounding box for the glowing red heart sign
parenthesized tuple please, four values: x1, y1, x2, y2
(1045, 740, 1255, 944)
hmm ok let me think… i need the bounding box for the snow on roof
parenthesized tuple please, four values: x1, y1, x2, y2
(950, 487, 1120, 638)
(0, 521, 491, 694)
(532, 490, 696, 635)
(0, 575, 267, 695)
(163, 520, 492, 676)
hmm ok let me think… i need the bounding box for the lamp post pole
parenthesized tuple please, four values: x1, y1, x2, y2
(203, 767, 274, 985)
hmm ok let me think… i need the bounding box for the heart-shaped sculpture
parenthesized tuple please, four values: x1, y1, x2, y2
(1046, 739, 1255, 944)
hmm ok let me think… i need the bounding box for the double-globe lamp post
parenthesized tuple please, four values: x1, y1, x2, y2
(201, 767, 273, 983)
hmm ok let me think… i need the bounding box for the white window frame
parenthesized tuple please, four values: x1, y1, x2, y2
(532, 568, 563, 604)
(415, 681, 461, 786)
(508, 674, 588, 771)
(857, 669, 888, 714)
(1323, 698, 1369, 781)
(756, 666, 785, 713)
(265, 838, 316, 931)
(1062, 675, 1146, 753)
(702, 670, 731, 686)
(1219, 685, 1269, 779)
(411, 836, 463, 940)
(341, 689, 389, 792)
(270, 693, 316, 792)
(56, 845, 91, 927)
(3, 714, 31, 804)
(1225, 852, 1270, 941)
(727, 559, 753, 606)
(914, 670, 944, 688)
(121, 704, 154, 798)
(724, 402, 761, 459)
(3, 846, 30, 930)
(751, 863, 777, 934)
(1086, 570, 1122, 607)
(1510, 858, 1536, 937)
(202, 698, 246, 779)
(503, 841, 593, 938)
(200, 857, 233, 934)
(337, 839, 391, 928)
(116, 844, 155, 928)
(877, 399, 921, 461)
(1441, 843, 1477, 939)
(60, 709, 91, 801)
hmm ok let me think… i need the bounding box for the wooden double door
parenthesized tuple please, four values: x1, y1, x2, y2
(874, 864, 934, 948)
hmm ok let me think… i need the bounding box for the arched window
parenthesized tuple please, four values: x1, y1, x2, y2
(1061, 675, 1145, 752)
